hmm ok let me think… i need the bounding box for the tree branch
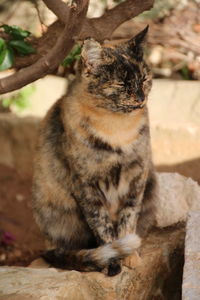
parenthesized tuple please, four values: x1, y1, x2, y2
(0, 0, 89, 94)
(79, 0, 154, 40)
(42, 0, 155, 41)
(42, 0, 70, 24)
(14, 0, 155, 69)
(0, 0, 154, 94)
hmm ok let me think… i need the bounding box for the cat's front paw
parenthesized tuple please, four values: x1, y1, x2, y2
(107, 258, 122, 276)
(122, 250, 141, 269)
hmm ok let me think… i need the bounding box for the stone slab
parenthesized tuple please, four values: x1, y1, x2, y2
(2, 79, 200, 175)
(182, 211, 200, 300)
(0, 227, 185, 300)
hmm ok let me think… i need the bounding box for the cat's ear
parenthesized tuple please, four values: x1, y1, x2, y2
(81, 39, 102, 72)
(126, 26, 149, 60)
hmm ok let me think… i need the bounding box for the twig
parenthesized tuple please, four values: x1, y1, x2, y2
(14, 0, 155, 68)
(33, 0, 46, 35)
(0, 0, 89, 94)
(0, 0, 154, 94)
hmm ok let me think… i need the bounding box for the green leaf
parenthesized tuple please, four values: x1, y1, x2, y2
(0, 47, 14, 71)
(14, 96, 29, 109)
(2, 97, 12, 108)
(181, 66, 190, 80)
(1, 85, 35, 111)
(19, 85, 36, 98)
(0, 24, 30, 40)
(71, 44, 81, 56)
(9, 40, 36, 55)
(74, 54, 81, 60)
(62, 56, 74, 67)
(62, 44, 81, 67)
(0, 25, 11, 34)
(0, 38, 6, 53)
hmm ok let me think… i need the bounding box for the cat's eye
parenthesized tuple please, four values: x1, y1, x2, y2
(142, 75, 147, 81)
(112, 82, 124, 88)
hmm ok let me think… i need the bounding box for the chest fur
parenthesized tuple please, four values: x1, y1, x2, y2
(67, 98, 146, 150)
(98, 172, 133, 221)
(86, 104, 145, 147)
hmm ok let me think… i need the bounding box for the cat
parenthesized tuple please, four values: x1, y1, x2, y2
(32, 26, 157, 276)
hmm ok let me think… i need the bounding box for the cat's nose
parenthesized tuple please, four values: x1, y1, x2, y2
(136, 90, 145, 103)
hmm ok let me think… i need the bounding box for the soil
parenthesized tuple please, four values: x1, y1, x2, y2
(0, 164, 44, 267)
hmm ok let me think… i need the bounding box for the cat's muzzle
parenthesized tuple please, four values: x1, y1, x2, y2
(117, 103, 144, 113)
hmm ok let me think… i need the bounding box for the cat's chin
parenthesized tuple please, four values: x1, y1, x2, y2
(116, 103, 144, 113)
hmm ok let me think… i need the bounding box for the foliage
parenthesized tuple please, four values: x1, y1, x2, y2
(0, 25, 36, 71)
(180, 66, 191, 80)
(1, 85, 35, 111)
(62, 44, 82, 68)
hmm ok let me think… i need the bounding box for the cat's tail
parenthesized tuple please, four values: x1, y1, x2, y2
(41, 233, 141, 274)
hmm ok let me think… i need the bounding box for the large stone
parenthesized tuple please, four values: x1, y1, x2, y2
(0, 227, 185, 300)
(149, 80, 200, 168)
(154, 173, 200, 228)
(1, 79, 200, 182)
(0, 114, 39, 176)
(182, 210, 200, 300)
(0, 172, 200, 300)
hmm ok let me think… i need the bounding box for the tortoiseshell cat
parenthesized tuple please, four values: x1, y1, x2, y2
(32, 26, 157, 276)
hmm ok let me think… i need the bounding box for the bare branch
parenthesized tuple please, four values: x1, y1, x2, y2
(0, 0, 89, 94)
(14, 0, 154, 69)
(0, 0, 154, 94)
(42, 0, 70, 24)
(79, 0, 154, 40)
(39, 0, 154, 39)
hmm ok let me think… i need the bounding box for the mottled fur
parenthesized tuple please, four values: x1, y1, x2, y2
(32, 27, 157, 276)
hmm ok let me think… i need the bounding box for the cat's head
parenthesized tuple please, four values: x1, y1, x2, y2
(81, 26, 152, 113)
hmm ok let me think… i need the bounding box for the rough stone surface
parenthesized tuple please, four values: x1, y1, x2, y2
(149, 80, 200, 128)
(0, 227, 185, 300)
(182, 210, 200, 300)
(1, 172, 200, 299)
(0, 114, 39, 176)
(155, 173, 200, 227)
(13, 76, 67, 118)
(1, 79, 200, 181)
(149, 80, 200, 171)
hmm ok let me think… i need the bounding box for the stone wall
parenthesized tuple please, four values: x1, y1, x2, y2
(1, 79, 200, 182)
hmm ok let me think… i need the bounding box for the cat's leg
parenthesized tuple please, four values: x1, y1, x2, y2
(136, 172, 157, 237)
(117, 185, 145, 239)
(117, 190, 143, 269)
(116, 170, 146, 269)
(117, 170, 156, 238)
(117, 172, 157, 268)
(72, 181, 122, 275)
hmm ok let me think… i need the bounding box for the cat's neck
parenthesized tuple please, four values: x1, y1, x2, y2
(64, 81, 148, 149)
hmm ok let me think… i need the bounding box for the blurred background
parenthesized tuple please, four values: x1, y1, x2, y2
(0, 0, 200, 272)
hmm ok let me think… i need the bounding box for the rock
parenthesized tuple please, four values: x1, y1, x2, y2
(0, 113, 39, 176)
(154, 173, 200, 227)
(149, 46, 164, 65)
(0, 227, 185, 300)
(1, 172, 199, 299)
(182, 210, 200, 300)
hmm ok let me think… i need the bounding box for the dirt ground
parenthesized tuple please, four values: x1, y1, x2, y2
(0, 164, 44, 266)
